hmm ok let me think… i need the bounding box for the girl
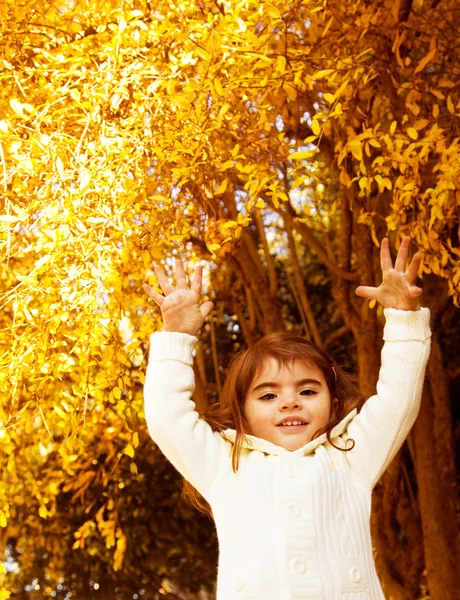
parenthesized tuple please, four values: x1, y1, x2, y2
(143, 236, 431, 600)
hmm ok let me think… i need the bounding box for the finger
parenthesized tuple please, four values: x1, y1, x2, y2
(153, 263, 175, 295)
(405, 252, 422, 283)
(380, 238, 393, 272)
(199, 301, 214, 321)
(143, 284, 165, 306)
(394, 236, 411, 272)
(175, 258, 188, 290)
(355, 285, 378, 300)
(408, 285, 423, 298)
(190, 263, 203, 295)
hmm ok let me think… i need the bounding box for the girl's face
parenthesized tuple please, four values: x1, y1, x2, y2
(243, 357, 333, 451)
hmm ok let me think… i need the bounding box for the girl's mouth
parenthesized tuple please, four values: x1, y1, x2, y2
(277, 423, 308, 432)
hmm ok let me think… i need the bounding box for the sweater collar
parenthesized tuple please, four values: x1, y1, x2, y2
(220, 409, 357, 456)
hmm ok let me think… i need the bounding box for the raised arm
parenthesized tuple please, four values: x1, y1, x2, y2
(143, 259, 231, 501)
(345, 237, 431, 488)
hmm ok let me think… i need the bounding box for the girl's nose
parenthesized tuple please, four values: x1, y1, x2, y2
(282, 395, 302, 408)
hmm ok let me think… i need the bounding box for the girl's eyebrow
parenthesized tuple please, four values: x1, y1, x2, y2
(251, 378, 322, 394)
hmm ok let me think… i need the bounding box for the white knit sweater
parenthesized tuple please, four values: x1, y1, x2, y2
(144, 308, 431, 600)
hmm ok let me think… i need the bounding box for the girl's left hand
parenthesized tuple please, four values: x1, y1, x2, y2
(355, 236, 423, 311)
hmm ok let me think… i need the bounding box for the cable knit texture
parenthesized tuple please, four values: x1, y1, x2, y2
(144, 308, 431, 600)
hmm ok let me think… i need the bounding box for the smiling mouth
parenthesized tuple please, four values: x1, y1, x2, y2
(277, 423, 308, 432)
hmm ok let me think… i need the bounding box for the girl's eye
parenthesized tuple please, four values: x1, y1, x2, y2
(260, 390, 316, 400)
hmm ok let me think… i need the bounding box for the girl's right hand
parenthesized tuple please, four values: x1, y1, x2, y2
(143, 259, 214, 336)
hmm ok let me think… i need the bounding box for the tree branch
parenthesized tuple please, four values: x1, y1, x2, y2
(266, 196, 360, 282)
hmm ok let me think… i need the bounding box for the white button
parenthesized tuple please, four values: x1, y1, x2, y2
(287, 464, 298, 478)
(294, 559, 307, 574)
(235, 578, 244, 591)
(289, 504, 301, 518)
(349, 567, 361, 583)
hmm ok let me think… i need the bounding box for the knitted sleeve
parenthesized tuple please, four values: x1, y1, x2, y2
(344, 307, 431, 488)
(143, 331, 231, 501)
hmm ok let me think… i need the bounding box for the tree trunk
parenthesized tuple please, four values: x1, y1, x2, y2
(411, 365, 460, 599)
(285, 222, 322, 345)
(233, 244, 284, 334)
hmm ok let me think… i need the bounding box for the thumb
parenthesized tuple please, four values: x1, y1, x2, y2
(355, 286, 377, 300)
(409, 286, 423, 297)
(199, 301, 214, 322)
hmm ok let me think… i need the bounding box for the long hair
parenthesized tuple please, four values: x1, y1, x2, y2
(181, 331, 364, 518)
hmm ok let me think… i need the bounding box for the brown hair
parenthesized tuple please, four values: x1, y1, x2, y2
(181, 331, 365, 518)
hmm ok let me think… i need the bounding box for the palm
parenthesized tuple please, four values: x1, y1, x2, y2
(355, 237, 423, 310)
(160, 289, 204, 331)
(143, 259, 214, 335)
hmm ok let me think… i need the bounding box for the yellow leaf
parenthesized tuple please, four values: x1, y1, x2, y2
(274, 55, 286, 73)
(375, 175, 385, 193)
(124, 444, 134, 458)
(314, 69, 335, 79)
(167, 79, 176, 95)
(265, 4, 281, 18)
(383, 178, 392, 190)
(311, 119, 321, 136)
(447, 95, 455, 114)
(414, 43, 436, 75)
(407, 127, 418, 140)
(433, 104, 439, 118)
(359, 176, 368, 191)
(220, 160, 234, 171)
(9, 99, 25, 117)
(0, 511, 7, 527)
(216, 178, 228, 195)
(218, 103, 231, 119)
(0, 120, 8, 133)
(118, 17, 127, 33)
(430, 89, 444, 100)
(39, 506, 48, 519)
(348, 139, 363, 161)
(390, 121, 397, 134)
(214, 77, 225, 97)
(195, 47, 210, 61)
(53, 406, 67, 419)
(16, 274, 37, 286)
(255, 199, 265, 208)
(321, 16, 334, 38)
(340, 169, 351, 187)
(132, 432, 139, 448)
(113, 387, 122, 400)
(414, 119, 429, 130)
(80, 171, 91, 189)
(289, 150, 315, 160)
(208, 244, 221, 251)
